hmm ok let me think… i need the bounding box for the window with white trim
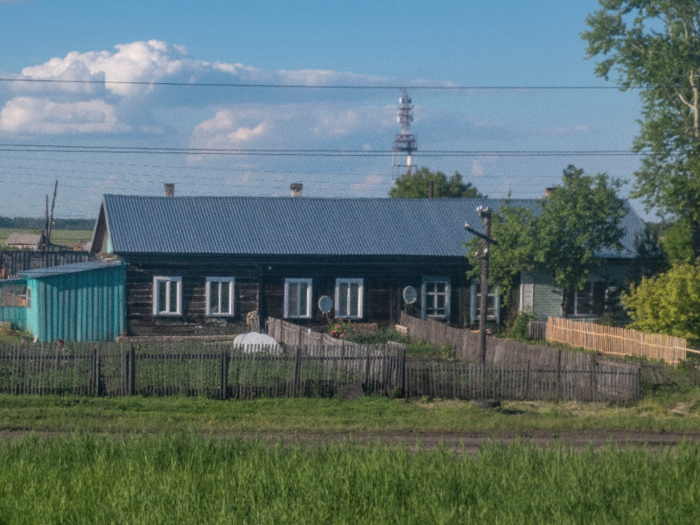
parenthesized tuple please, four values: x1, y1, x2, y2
(153, 276, 182, 316)
(422, 276, 450, 320)
(206, 277, 235, 316)
(470, 282, 500, 324)
(284, 278, 312, 318)
(335, 278, 363, 318)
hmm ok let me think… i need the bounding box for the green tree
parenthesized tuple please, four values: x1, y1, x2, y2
(660, 218, 695, 261)
(389, 168, 483, 198)
(467, 166, 627, 318)
(622, 260, 700, 345)
(583, 0, 700, 258)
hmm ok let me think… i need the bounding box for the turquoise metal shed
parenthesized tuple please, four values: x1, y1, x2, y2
(0, 278, 28, 330)
(17, 260, 126, 342)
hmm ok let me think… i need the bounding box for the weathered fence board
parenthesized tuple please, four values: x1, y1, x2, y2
(546, 317, 691, 365)
(0, 341, 405, 399)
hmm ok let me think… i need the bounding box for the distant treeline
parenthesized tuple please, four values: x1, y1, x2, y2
(0, 217, 96, 230)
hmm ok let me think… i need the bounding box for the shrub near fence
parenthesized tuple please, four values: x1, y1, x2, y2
(546, 317, 694, 366)
(0, 342, 405, 399)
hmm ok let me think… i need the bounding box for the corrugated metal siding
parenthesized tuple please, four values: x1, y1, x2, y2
(26, 263, 125, 342)
(0, 306, 27, 330)
(102, 195, 645, 258)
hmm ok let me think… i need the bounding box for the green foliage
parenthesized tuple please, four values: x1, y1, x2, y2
(466, 200, 536, 304)
(661, 218, 694, 261)
(389, 167, 483, 198)
(1, 434, 700, 524)
(628, 222, 670, 284)
(506, 308, 535, 342)
(326, 319, 358, 340)
(583, 1, 700, 257)
(622, 260, 700, 346)
(466, 166, 626, 315)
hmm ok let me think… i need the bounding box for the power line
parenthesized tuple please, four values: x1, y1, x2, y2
(0, 78, 624, 90)
(0, 143, 645, 157)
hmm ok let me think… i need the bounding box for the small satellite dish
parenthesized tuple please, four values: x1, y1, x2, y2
(318, 295, 333, 313)
(403, 286, 417, 304)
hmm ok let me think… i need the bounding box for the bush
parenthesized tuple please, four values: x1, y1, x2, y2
(506, 308, 534, 342)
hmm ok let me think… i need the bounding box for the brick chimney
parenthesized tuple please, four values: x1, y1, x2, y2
(290, 183, 303, 197)
(164, 183, 174, 197)
(544, 187, 556, 197)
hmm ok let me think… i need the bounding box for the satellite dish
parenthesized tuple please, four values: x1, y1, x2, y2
(318, 295, 333, 313)
(403, 286, 417, 304)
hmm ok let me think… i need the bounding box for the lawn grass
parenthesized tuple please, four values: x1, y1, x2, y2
(2, 389, 700, 435)
(0, 228, 93, 249)
(0, 433, 698, 524)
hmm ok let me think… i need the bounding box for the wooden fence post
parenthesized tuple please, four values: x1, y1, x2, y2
(128, 344, 135, 396)
(294, 346, 302, 396)
(92, 347, 100, 396)
(364, 346, 372, 390)
(556, 349, 562, 400)
(525, 361, 530, 400)
(220, 349, 228, 400)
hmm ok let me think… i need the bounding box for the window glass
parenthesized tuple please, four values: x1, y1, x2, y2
(154, 277, 181, 315)
(158, 280, 168, 314)
(220, 282, 230, 313)
(425, 279, 449, 318)
(1, 285, 27, 307)
(206, 279, 234, 316)
(474, 282, 498, 320)
(209, 283, 220, 314)
(285, 279, 312, 318)
(335, 279, 363, 318)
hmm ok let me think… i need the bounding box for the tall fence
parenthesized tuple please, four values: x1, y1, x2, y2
(405, 361, 639, 401)
(1, 251, 94, 279)
(0, 342, 405, 399)
(546, 317, 693, 366)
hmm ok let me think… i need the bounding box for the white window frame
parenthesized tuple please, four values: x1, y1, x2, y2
(334, 278, 364, 319)
(205, 277, 235, 317)
(421, 276, 451, 320)
(284, 278, 313, 319)
(470, 281, 500, 324)
(153, 276, 182, 316)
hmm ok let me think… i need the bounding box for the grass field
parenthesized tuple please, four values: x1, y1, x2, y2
(2, 389, 700, 434)
(0, 434, 698, 524)
(0, 228, 93, 249)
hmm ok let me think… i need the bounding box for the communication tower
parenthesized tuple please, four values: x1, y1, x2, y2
(392, 89, 417, 176)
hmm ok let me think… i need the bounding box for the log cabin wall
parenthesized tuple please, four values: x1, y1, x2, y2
(122, 254, 471, 337)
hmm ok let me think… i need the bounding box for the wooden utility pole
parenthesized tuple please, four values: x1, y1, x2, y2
(465, 206, 498, 365)
(46, 181, 58, 249)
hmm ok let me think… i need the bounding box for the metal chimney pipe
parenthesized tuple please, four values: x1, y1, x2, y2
(290, 183, 303, 197)
(164, 183, 175, 197)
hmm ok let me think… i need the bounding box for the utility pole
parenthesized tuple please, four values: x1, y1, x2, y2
(47, 180, 58, 249)
(465, 206, 498, 365)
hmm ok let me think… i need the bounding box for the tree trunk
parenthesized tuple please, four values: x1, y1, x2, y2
(691, 219, 700, 260)
(561, 286, 570, 320)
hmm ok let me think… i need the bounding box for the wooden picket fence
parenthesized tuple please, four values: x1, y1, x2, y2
(0, 342, 405, 399)
(546, 317, 695, 366)
(406, 361, 640, 401)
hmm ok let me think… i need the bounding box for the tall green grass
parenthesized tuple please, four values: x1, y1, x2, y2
(0, 434, 698, 524)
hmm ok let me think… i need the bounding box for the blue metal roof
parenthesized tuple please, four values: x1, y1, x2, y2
(100, 194, 645, 258)
(19, 260, 122, 279)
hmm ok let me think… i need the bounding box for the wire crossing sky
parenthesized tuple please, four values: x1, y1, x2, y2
(0, 0, 646, 219)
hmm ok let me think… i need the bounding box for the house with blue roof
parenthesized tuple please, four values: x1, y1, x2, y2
(79, 184, 645, 339)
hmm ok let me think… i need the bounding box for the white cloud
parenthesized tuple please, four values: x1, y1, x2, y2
(0, 97, 129, 134)
(471, 160, 484, 177)
(351, 174, 383, 193)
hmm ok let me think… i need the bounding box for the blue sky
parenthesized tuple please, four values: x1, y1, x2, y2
(0, 0, 645, 219)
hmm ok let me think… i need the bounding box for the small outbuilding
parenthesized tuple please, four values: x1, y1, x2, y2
(5, 232, 45, 251)
(0, 260, 126, 342)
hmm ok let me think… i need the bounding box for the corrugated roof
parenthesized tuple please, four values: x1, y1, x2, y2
(101, 195, 645, 258)
(19, 260, 122, 279)
(5, 232, 42, 246)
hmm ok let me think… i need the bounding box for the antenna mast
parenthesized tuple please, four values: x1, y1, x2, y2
(392, 89, 417, 176)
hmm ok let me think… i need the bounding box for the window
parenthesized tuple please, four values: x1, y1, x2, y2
(422, 277, 450, 320)
(565, 281, 607, 317)
(335, 278, 363, 318)
(284, 278, 312, 318)
(153, 276, 182, 315)
(206, 277, 234, 316)
(470, 282, 500, 324)
(1, 284, 27, 308)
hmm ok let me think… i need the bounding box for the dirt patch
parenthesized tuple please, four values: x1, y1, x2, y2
(1, 430, 698, 453)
